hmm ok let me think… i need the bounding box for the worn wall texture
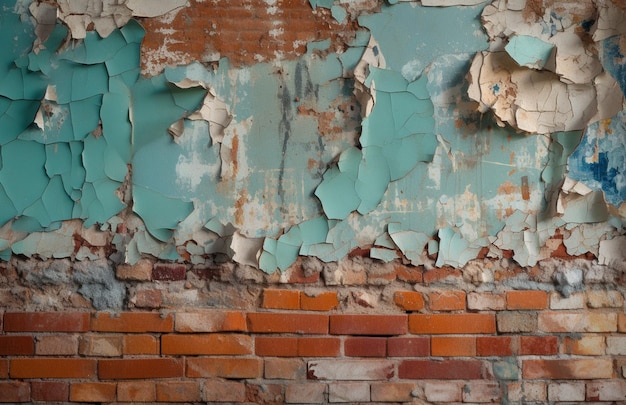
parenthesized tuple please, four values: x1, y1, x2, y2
(1, 0, 626, 403)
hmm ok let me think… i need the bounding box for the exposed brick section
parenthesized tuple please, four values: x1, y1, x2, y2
(409, 314, 496, 334)
(285, 383, 326, 403)
(70, 382, 116, 402)
(428, 290, 466, 311)
(422, 266, 462, 284)
(399, 359, 485, 379)
(152, 263, 187, 280)
(262, 288, 300, 309)
(91, 312, 174, 332)
(476, 336, 515, 356)
(431, 336, 476, 356)
(393, 291, 425, 311)
(424, 381, 462, 402)
(387, 337, 430, 357)
(123, 334, 159, 355)
(586, 380, 626, 401)
(247, 313, 328, 334)
(468, 292, 506, 310)
(187, 358, 263, 378)
(344, 337, 386, 357)
(99, 358, 184, 379)
(117, 381, 156, 402)
(202, 379, 246, 402)
(563, 335, 605, 355)
(31, 381, 69, 402)
(507, 290, 548, 309)
(300, 292, 339, 311)
(520, 335, 558, 355)
(298, 337, 341, 357)
(0, 336, 34, 355)
(256, 336, 298, 357)
(175, 310, 247, 332)
(523, 359, 614, 379)
(10, 358, 96, 379)
(463, 381, 501, 403)
(370, 382, 414, 402)
(0, 381, 30, 403)
(330, 314, 407, 335)
(538, 312, 617, 332)
(36, 335, 78, 356)
(162, 333, 252, 355)
(4, 312, 89, 332)
(329, 382, 370, 402)
(497, 311, 537, 333)
(79, 334, 123, 357)
(265, 358, 307, 380)
(0, 360, 7, 379)
(132, 289, 162, 309)
(395, 264, 423, 283)
(308, 359, 395, 380)
(116, 259, 152, 280)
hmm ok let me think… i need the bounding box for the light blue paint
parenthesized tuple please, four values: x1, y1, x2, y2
(505, 35, 554, 69)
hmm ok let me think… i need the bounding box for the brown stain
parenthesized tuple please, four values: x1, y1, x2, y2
(497, 181, 519, 195)
(231, 133, 239, 178)
(520, 175, 530, 200)
(139, 0, 359, 72)
(234, 190, 248, 227)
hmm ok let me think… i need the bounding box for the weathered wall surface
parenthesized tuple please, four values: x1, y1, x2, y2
(1, 0, 626, 403)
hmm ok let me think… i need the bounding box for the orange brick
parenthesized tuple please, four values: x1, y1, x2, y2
(123, 334, 159, 355)
(409, 314, 496, 334)
(32, 381, 69, 402)
(423, 267, 461, 284)
(395, 264, 423, 283)
(99, 358, 183, 379)
(330, 314, 407, 335)
(562, 335, 605, 356)
(298, 337, 341, 357)
(619, 313, 626, 332)
(187, 357, 263, 378)
(79, 335, 123, 357)
(507, 290, 548, 310)
(162, 334, 252, 355)
(156, 381, 201, 402)
(431, 337, 476, 356)
(11, 358, 96, 379)
(91, 312, 173, 332)
(428, 291, 466, 311)
(255, 336, 298, 356)
(0, 336, 34, 355)
(174, 310, 247, 332)
(301, 292, 339, 311)
(247, 313, 328, 334)
(70, 382, 116, 402)
(202, 379, 246, 402)
(262, 289, 300, 310)
(394, 291, 425, 311)
(264, 358, 307, 379)
(4, 312, 89, 332)
(117, 381, 156, 402)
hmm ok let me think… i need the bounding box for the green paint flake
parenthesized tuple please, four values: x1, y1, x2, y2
(133, 185, 195, 242)
(505, 35, 554, 69)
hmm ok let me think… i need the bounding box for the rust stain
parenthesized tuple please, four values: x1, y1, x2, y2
(231, 133, 239, 178)
(234, 190, 249, 227)
(497, 181, 519, 195)
(521, 175, 530, 200)
(139, 0, 359, 72)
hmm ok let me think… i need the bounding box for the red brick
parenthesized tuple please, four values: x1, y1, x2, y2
(91, 312, 173, 332)
(175, 310, 247, 332)
(4, 312, 89, 332)
(11, 358, 96, 378)
(344, 337, 386, 357)
(393, 291, 425, 311)
(370, 382, 414, 402)
(202, 379, 246, 402)
(116, 259, 152, 281)
(36, 335, 78, 355)
(0, 360, 8, 379)
(409, 313, 496, 334)
(99, 358, 183, 379)
(285, 264, 320, 284)
(387, 337, 430, 357)
(132, 289, 162, 309)
(0, 381, 30, 403)
(476, 336, 515, 356)
(330, 314, 407, 335)
(262, 288, 300, 309)
(395, 264, 423, 283)
(298, 337, 341, 357)
(187, 357, 263, 378)
(32, 381, 69, 402)
(523, 359, 613, 379)
(70, 382, 116, 402)
(428, 290, 466, 311)
(162, 333, 252, 355)
(507, 290, 548, 310)
(123, 334, 159, 355)
(256, 336, 298, 356)
(265, 358, 307, 379)
(423, 267, 461, 284)
(301, 292, 339, 311)
(431, 336, 475, 356)
(285, 383, 326, 403)
(0, 336, 34, 355)
(117, 381, 156, 402)
(152, 263, 187, 280)
(156, 381, 201, 402)
(399, 359, 485, 379)
(520, 336, 558, 355)
(79, 334, 123, 357)
(247, 313, 328, 334)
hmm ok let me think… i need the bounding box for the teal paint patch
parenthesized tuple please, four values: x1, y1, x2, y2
(505, 35, 554, 69)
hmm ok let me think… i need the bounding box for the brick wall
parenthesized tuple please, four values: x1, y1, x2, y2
(1, 257, 625, 403)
